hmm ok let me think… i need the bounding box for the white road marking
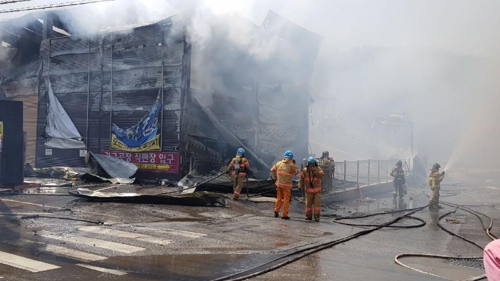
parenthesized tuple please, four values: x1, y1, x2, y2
(44, 244, 108, 262)
(20, 240, 107, 262)
(76, 264, 127, 276)
(0, 198, 59, 209)
(136, 226, 206, 239)
(0, 251, 60, 272)
(38, 231, 145, 254)
(79, 226, 172, 245)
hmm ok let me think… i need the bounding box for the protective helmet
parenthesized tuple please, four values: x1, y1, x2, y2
(307, 156, 317, 164)
(432, 163, 441, 170)
(396, 160, 402, 167)
(236, 148, 245, 155)
(284, 150, 294, 159)
(322, 151, 329, 158)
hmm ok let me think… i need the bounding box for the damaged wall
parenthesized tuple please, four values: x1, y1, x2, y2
(36, 16, 189, 179)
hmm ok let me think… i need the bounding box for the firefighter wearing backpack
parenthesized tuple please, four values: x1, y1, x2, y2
(227, 148, 250, 200)
(429, 163, 445, 210)
(298, 157, 325, 222)
(271, 150, 299, 220)
(390, 160, 406, 198)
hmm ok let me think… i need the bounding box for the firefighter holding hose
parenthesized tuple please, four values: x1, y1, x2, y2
(298, 157, 324, 222)
(429, 163, 445, 210)
(390, 160, 406, 198)
(227, 148, 250, 200)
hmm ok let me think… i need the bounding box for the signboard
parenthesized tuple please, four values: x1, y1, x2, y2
(101, 150, 180, 173)
(0, 121, 3, 153)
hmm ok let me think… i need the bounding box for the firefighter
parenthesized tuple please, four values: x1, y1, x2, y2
(271, 150, 299, 220)
(429, 163, 445, 209)
(298, 157, 324, 222)
(319, 151, 333, 165)
(390, 160, 406, 198)
(227, 148, 250, 200)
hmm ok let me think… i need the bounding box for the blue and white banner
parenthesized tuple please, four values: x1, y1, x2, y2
(111, 90, 162, 152)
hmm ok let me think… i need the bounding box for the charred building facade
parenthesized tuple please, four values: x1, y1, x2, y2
(1, 10, 321, 180)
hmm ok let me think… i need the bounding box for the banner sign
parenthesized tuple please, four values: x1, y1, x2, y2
(111, 90, 162, 152)
(0, 121, 3, 153)
(101, 150, 180, 173)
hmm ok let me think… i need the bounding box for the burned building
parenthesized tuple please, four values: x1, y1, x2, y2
(1, 9, 321, 180)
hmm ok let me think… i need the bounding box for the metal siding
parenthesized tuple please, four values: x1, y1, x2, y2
(36, 20, 186, 175)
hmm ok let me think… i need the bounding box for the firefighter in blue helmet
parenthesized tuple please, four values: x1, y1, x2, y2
(227, 148, 250, 200)
(298, 157, 324, 222)
(271, 150, 299, 219)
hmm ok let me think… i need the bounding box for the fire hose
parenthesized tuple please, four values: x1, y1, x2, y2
(210, 206, 428, 281)
(211, 189, 494, 281)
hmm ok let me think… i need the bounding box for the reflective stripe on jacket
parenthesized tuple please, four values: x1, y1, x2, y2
(271, 158, 299, 188)
(299, 166, 324, 193)
(228, 155, 250, 177)
(429, 171, 444, 189)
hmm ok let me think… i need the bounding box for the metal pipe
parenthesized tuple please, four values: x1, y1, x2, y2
(386, 159, 389, 182)
(97, 38, 103, 153)
(0, 0, 30, 5)
(109, 33, 113, 147)
(160, 31, 165, 151)
(343, 160, 347, 182)
(377, 159, 380, 183)
(47, 38, 51, 77)
(356, 160, 359, 186)
(0, 0, 115, 14)
(368, 159, 371, 185)
(85, 39, 91, 148)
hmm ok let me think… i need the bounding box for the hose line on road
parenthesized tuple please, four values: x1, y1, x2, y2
(210, 206, 428, 281)
(394, 206, 488, 281)
(212, 196, 492, 281)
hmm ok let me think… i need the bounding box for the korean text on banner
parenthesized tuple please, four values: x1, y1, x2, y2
(101, 150, 180, 173)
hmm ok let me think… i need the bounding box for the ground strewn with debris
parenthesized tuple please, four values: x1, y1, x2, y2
(0, 170, 499, 280)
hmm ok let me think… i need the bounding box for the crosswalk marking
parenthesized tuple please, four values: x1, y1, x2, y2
(20, 240, 108, 262)
(136, 226, 207, 238)
(76, 264, 127, 276)
(0, 251, 60, 273)
(38, 231, 145, 254)
(44, 244, 108, 262)
(79, 226, 172, 245)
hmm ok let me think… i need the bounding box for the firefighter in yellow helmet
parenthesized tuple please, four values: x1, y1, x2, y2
(227, 148, 250, 200)
(299, 157, 324, 222)
(429, 163, 445, 209)
(271, 150, 299, 220)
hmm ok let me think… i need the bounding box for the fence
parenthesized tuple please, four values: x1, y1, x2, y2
(303, 159, 410, 194)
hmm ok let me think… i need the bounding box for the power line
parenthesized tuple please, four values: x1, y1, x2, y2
(0, 0, 30, 5)
(0, 0, 115, 14)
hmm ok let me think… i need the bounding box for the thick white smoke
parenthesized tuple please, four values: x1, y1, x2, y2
(2, 0, 499, 169)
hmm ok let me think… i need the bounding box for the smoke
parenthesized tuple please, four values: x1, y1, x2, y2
(2, 0, 500, 169)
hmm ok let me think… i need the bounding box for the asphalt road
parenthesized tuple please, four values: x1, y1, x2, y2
(0, 169, 499, 280)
